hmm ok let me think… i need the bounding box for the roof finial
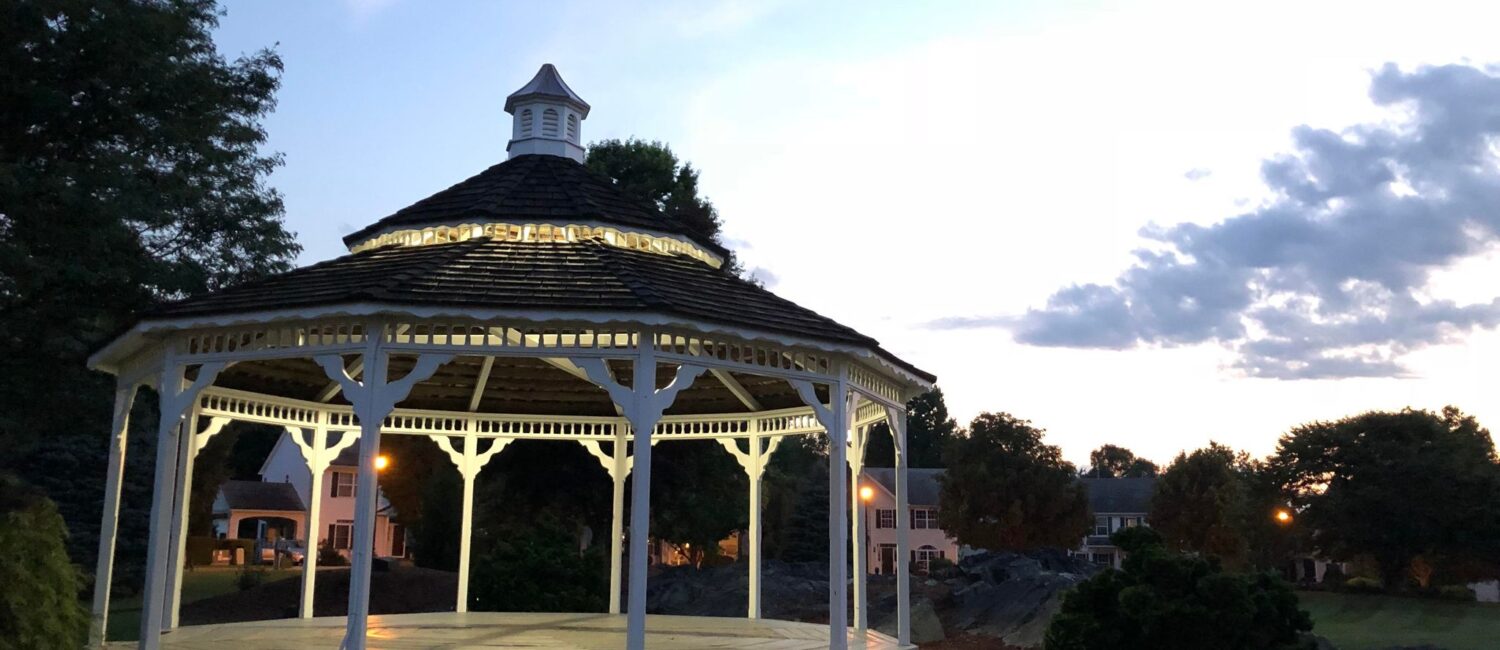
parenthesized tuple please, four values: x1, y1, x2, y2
(506, 64, 589, 162)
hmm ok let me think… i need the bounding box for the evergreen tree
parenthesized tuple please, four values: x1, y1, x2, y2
(865, 388, 960, 469)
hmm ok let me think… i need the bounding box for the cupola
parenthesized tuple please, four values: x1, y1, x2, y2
(505, 64, 590, 162)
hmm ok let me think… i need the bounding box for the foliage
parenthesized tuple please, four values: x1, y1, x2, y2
(938, 412, 1090, 551)
(410, 466, 463, 571)
(1044, 526, 1314, 650)
(1083, 444, 1158, 478)
(1149, 442, 1251, 566)
(585, 138, 740, 273)
(762, 435, 829, 562)
(648, 440, 746, 563)
(184, 536, 217, 567)
(468, 520, 607, 613)
(234, 564, 267, 591)
(1272, 407, 1500, 587)
(2, 0, 297, 583)
(865, 388, 961, 468)
(0, 474, 88, 649)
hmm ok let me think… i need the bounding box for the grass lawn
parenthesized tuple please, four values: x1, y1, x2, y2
(1300, 590, 1500, 650)
(104, 567, 301, 642)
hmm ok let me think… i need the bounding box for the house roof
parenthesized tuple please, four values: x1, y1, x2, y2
(1081, 477, 1156, 514)
(862, 468, 944, 507)
(341, 154, 722, 253)
(505, 64, 590, 115)
(218, 480, 305, 512)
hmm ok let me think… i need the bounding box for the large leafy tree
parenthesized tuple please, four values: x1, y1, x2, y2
(1149, 442, 1251, 566)
(865, 388, 960, 469)
(586, 138, 739, 273)
(1272, 407, 1500, 587)
(1083, 444, 1158, 478)
(1044, 527, 1314, 650)
(1, 0, 298, 575)
(938, 412, 1090, 550)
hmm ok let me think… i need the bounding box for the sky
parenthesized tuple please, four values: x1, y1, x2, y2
(213, 0, 1500, 467)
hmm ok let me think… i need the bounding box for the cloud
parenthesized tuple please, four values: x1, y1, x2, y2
(342, 0, 397, 21)
(1184, 167, 1213, 181)
(945, 63, 1500, 379)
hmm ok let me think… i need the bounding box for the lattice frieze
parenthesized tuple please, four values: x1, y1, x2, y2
(383, 413, 467, 434)
(653, 332, 833, 377)
(383, 322, 637, 352)
(348, 221, 723, 268)
(199, 391, 319, 426)
(853, 399, 889, 428)
(181, 320, 368, 358)
(473, 417, 618, 439)
(653, 418, 749, 437)
(848, 362, 903, 405)
(755, 411, 824, 436)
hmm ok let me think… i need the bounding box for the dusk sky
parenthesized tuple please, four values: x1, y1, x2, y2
(213, 0, 1500, 467)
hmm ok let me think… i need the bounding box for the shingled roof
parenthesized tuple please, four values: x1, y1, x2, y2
(341, 154, 725, 255)
(1081, 477, 1156, 514)
(218, 480, 305, 512)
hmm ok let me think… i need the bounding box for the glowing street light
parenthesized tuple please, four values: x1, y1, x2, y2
(1274, 508, 1293, 525)
(859, 485, 875, 503)
(375, 454, 391, 472)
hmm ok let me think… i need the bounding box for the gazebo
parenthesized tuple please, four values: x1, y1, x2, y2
(86, 64, 933, 650)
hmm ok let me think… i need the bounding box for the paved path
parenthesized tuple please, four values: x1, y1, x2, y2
(110, 612, 907, 649)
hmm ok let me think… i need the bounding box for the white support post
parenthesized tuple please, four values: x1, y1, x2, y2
(848, 405, 869, 632)
(886, 405, 912, 647)
(163, 400, 203, 630)
(139, 355, 225, 650)
(575, 334, 705, 650)
(89, 381, 139, 648)
(317, 334, 452, 650)
(580, 430, 632, 615)
(790, 375, 851, 650)
(431, 428, 510, 613)
(714, 424, 783, 620)
(287, 411, 354, 620)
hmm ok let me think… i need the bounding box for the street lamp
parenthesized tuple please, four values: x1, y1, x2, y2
(1274, 508, 1293, 525)
(859, 485, 874, 503)
(375, 454, 390, 472)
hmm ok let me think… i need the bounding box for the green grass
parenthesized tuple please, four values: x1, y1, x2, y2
(1300, 590, 1500, 650)
(104, 567, 301, 642)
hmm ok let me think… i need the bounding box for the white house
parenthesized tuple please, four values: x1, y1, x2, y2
(1076, 477, 1155, 569)
(211, 431, 407, 560)
(859, 468, 960, 574)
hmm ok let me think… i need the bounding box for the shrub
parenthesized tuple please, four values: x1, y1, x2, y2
(0, 474, 89, 649)
(235, 564, 268, 591)
(1319, 563, 1345, 588)
(1437, 585, 1476, 601)
(468, 521, 607, 613)
(1044, 526, 1314, 650)
(185, 536, 217, 567)
(318, 539, 349, 567)
(1345, 576, 1383, 593)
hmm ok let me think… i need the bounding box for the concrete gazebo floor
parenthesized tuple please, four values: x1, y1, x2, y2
(106, 612, 908, 649)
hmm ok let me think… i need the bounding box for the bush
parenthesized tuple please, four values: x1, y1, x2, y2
(318, 539, 349, 567)
(185, 536, 217, 567)
(1437, 585, 1476, 601)
(1044, 527, 1314, 650)
(1319, 563, 1345, 588)
(0, 474, 89, 649)
(235, 564, 268, 591)
(1345, 576, 1383, 593)
(468, 521, 607, 613)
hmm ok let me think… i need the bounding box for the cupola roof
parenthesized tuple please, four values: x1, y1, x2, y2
(505, 63, 590, 116)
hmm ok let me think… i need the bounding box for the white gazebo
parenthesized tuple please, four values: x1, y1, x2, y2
(86, 64, 933, 650)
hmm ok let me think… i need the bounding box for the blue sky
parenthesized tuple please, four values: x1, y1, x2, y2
(214, 0, 1500, 466)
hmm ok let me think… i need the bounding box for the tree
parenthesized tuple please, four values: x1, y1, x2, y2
(938, 412, 1090, 551)
(649, 440, 747, 565)
(1044, 526, 1314, 650)
(585, 138, 739, 273)
(762, 434, 828, 562)
(1272, 407, 1500, 587)
(1149, 443, 1251, 566)
(468, 518, 608, 613)
(2, 0, 298, 572)
(865, 388, 960, 468)
(0, 474, 89, 649)
(1083, 444, 1158, 478)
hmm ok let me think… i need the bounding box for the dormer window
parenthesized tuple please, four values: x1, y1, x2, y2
(542, 108, 560, 137)
(519, 108, 533, 136)
(566, 113, 578, 142)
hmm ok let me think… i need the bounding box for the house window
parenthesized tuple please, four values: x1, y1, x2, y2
(911, 507, 938, 530)
(332, 471, 356, 498)
(1094, 516, 1110, 536)
(913, 545, 944, 572)
(1090, 552, 1114, 566)
(329, 521, 353, 550)
(876, 509, 896, 529)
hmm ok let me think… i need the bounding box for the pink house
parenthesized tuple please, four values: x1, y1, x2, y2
(858, 468, 960, 574)
(211, 431, 406, 561)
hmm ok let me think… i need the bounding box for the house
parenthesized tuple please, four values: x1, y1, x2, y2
(859, 468, 960, 574)
(211, 431, 407, 561)
(1076, 477, 1155, 569)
